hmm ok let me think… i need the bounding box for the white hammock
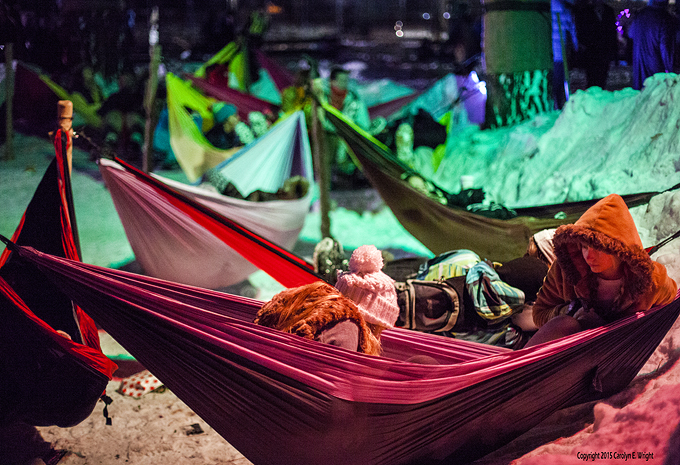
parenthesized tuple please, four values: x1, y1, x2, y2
(99, 111, 314, 290)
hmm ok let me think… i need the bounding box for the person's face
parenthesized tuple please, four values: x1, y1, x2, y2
(581, 245, 623, 279)
(331, 72, 349, 91)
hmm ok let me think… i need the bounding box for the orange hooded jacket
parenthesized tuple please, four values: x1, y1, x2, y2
(533, 194, 677, 328)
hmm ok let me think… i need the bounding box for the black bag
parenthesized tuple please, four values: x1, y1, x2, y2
(396, 277, 472, 333)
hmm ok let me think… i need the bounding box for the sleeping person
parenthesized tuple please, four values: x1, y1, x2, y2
(254, 245, 400, 356)
(525, 194, 677, 347)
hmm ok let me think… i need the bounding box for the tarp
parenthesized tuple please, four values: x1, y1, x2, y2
(253, 48, 295, 92)
(192, 40, 290, 104)
(37, 71, 103, 128)
(0, 129, 116, 427)
(324, 104, 666, 262)
(193, 41, 242, 79)
(356, 78, 418, 109)
(12, 62, 59, 126)
(190, 42, 428, 122)
(99, 111, 316, 289)
(12, 244, 680, 464)
(367, 92, 422, 120)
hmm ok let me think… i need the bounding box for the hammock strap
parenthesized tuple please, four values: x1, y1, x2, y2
(0, 233, 16, 250)
(647, 228, 680, 256)
(101, 394, 113, 426)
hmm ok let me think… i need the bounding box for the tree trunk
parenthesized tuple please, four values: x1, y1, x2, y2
(143, 7, 161, 174)
(482, 0, 553, 128)
(311, 101, 332, 239)
(484, 69, 552, 128)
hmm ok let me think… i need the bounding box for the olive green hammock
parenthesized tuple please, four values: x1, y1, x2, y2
(323, 104, 672, 262)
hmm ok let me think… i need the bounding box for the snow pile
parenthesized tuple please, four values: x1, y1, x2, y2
(633, 190, 680, 247)
(630, 189, 680, 278)
(515, 352, 680, 464)
(435, 73, 680, 208)
(299, 202, 433, 257)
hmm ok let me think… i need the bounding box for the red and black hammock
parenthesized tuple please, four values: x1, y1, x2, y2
(0, 129, 116, 427)
(101, 155, 320, 288)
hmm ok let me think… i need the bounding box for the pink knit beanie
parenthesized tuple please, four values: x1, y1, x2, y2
(334, 245, 399, 328)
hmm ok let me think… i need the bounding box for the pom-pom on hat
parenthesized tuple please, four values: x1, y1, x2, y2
(212, 102, 237, 125)
(335, 245, 400, 328)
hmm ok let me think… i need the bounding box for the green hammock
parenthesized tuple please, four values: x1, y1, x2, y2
(166, 72, 242, 182)
(323, 104, 667, 262)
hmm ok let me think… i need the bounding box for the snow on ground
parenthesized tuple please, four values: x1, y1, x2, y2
(4, 72, 680, 463)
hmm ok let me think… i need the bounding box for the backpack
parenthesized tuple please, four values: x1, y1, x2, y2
(395, 276, 529, 349)
(395, 276, 476, 333)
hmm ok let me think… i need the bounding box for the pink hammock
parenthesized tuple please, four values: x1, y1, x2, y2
(9, 241, 680, 464)
(187, 74, 279, 120)
(254, 48, 295, 92)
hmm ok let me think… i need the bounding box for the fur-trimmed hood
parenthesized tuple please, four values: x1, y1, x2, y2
(552, 194, 653, 299)
(533, 194, 677, 327)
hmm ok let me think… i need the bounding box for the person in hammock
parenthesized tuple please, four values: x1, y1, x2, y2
(254, 245, 399, 356)
(525, 194, 677, 347)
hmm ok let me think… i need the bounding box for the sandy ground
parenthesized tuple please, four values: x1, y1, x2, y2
(40, 381, 254, 465)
